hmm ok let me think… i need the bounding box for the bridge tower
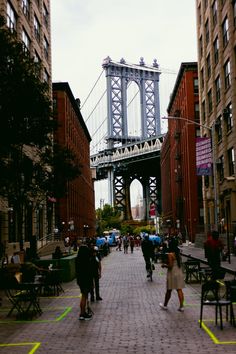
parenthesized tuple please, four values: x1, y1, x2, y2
(101, 57, 161, 220)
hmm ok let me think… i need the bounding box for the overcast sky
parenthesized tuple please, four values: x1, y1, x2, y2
(51, 0, 198, 208)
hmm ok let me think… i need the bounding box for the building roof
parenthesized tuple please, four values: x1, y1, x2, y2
(167, 62, 198, 114)
(52, 82, 91, 142)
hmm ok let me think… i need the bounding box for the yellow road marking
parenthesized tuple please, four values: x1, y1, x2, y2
(199, 320, 236, 344)
(0, 342, 40, 353)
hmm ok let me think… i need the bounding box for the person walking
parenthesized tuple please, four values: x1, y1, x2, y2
(90, 246, 103, 302)
(123, 235, 129, 254)
(204, 230, 224, 279)
(159, 238, 185, 312)
(75, 245, 93, 320)
(116, 236, 122, 251)
(141, 234, 154, 277)
(129, 235, 135, 254)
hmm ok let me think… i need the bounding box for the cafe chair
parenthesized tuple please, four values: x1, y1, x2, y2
(224, 280, 236, 327)
(4, 273, 42, 318)
(200, 280, 231, 330)
(184, 259, 201, 283)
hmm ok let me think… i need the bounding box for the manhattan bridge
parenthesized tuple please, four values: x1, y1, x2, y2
(82, 57, 177, 221)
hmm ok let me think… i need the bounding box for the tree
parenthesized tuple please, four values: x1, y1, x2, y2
(0, 17, 81, 246)
(96, 204, 122, 235)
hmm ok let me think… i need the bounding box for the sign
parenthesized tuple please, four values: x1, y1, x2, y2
(196, 137, 212, 176)
(149, 204, 156, 218)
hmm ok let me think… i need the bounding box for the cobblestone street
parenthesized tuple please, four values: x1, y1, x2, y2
(0, 247, 236, 354)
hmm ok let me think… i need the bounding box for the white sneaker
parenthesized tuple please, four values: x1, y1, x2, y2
(178, 307, 184, 312)
(159, 303, 168, 310)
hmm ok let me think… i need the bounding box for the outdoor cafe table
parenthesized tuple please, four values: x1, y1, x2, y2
(5, 281, 43, 318)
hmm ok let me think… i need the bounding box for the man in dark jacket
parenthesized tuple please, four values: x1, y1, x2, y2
(90, 246, 102, 302)
(76, 245, 93, 320)
(141, 234, 155, 277)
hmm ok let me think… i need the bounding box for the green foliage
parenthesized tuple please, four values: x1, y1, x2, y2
(0, 17, 81, 241)
(133, 225, 156, 235)
(0, 17, 54, 152)
(120, 223, 134, 235)
(41, 144, 82, 198)
(96, 204, 122, 235)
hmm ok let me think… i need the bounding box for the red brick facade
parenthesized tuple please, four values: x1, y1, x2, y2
(161, 63, 203, 242)
(53, 82, 96, 239)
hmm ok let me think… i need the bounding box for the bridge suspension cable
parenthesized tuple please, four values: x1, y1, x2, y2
(81, 69, 105, 110)
(85, 89, 107, 123)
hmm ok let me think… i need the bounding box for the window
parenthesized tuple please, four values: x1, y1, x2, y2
(224, 60, 231, 90)
(207, 54, 211, 78)
(212, 1, 217, 27)
(208, 89, 212, 113)
(198, 4, 201, 25)
(194, 78, 198, 94)
(7, 1, 17, 32)
(43, 3, 49, 28)
(228, 148, 235, 176)
(222, 17, 229, 47)
(201, 68, 204, 89)
(34, 15, 40, 42)
(199, 36, 203, 57)
(22, 29, 30, 52)
(22, 0, 30, 19)
(43, 36, 49, 59)
(194, 103, 200, 123)
(43, 68, 49, 83)
(218, 155, 224, 182)
(233, 0, 236, 27)
(205, 19, 209, 44)
(213, 37, 219, 64)
(224, 102, 233, 132)
(202, 101, 206, 123)
(216, 116, 222, 142)
(215, 76, 221, 103)
(34, 50, 41, 63)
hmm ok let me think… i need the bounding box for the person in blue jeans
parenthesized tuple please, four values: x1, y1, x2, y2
(90, 246, 102, 302)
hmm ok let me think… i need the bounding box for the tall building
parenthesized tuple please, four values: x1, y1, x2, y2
(196, 0, 236, 233)
(0, 0, 51, 83)
(53, 82, 96, 240)
(0, 0, 51, 254)
(161, 62, 202, 242)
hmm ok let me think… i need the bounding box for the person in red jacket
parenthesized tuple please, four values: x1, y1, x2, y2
(204, 230, 224, 279)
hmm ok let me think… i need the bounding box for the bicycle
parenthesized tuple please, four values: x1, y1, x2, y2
(145, 257, 155, 282)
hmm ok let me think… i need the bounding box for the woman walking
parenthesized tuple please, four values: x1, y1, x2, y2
(75, 245, 93, 320)
(159, 238, 185, 312)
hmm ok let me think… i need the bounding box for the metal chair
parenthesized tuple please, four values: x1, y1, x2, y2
(224, 280, 236, 327)
(200, 280, 232, 330)
(184, 260, 201, 283)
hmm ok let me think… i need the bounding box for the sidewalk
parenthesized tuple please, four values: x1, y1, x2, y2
(0, 247, 236, 353)
(180, 243, 236, 276)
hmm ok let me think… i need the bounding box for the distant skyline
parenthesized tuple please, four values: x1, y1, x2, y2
(51, 0, 198, 207)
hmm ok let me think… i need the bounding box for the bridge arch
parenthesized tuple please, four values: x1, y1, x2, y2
(127, 80, 141, 138)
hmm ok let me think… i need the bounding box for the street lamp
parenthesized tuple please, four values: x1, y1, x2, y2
(83, 224, 89, 239)
(162, 115, 218, 229)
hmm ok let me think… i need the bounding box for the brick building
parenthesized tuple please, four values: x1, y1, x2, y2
(0, 0, 51, 84)
(53, 82, 96, 240)
(161, 62, 203, 242)
(196, 0, 236, 233)
(0, 0, 51, 253)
